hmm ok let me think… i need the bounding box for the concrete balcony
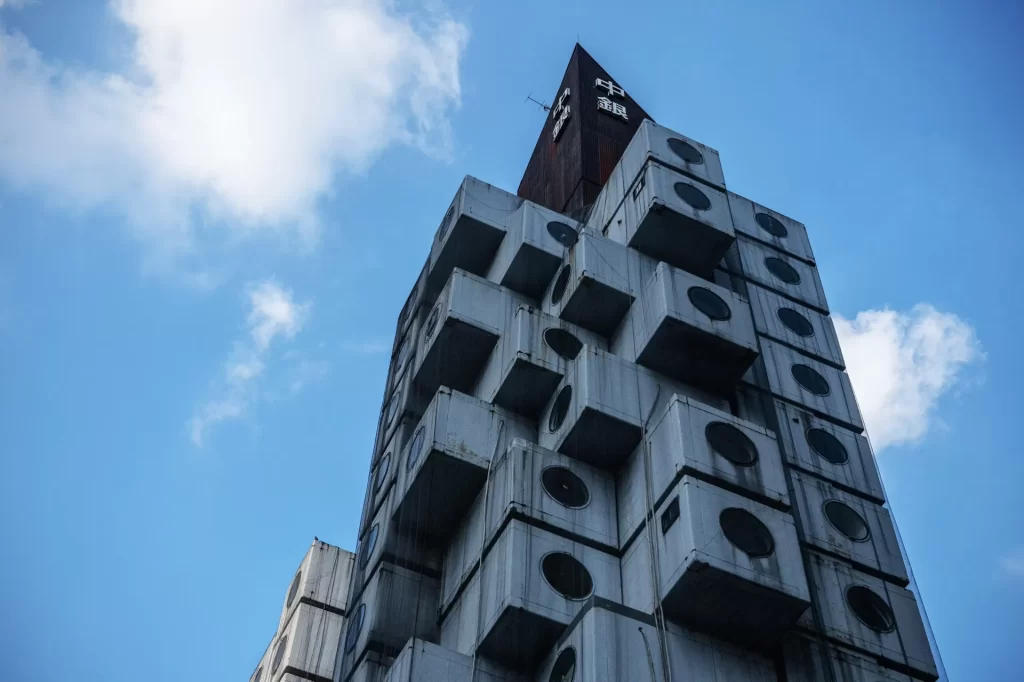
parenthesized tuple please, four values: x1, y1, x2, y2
(486, 201, 580, 300)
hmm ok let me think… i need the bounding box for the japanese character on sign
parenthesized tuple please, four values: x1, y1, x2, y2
(595, 78, 625, 99)
(551, 87, 572, 142)
(597, 96, 628, 121)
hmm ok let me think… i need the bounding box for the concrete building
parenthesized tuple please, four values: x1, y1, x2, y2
(251, 540, 355, 682)
(334, 44, 943, 681)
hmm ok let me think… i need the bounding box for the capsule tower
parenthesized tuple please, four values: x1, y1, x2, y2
(335, 44, 943, 682)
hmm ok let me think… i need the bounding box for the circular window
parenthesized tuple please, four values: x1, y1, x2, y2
(674, 182, 712, 211)
(547, 221, 578, 248)
(271, 636, 287, 673)
(806, 428, 848, 465)
(755, 212, 788, 238)
(437, 205, 455, 241)
(542, 467, 590, 508)
(551, 265, 571, 305)
(541, 552, 593, 601)
(705, 422, 758, 467)
(394, 338, 411, 376)
(549, 647, 577, 682)
(286, 571, 301, 608)
(667, 138, 704, 165)
(764, 257, 801, 285)
(792, 364, 831, 396)
(824, 501, 870, 542)
(687, 287, 731, 321)
(374, 453, 392, 491)
(777, 307, 814, 337)
(407, 426, 426, 471)
(846, 586, 896, 633)
(549, 386, 572, 432)
(344, 603, 366, 653)
(359, 523, 380, 570)
(252, 666, 263, 682)
(384, 393, 400, 427)
(719, 508, 775, 558)
(544, 328, 583, 360)
(425, 304, 441, 339)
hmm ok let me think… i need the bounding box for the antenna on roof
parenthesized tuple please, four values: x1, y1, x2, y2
(525, 92, 550, 112)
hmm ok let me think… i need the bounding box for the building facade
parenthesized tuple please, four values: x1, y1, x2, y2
(331, 45, 943, 682)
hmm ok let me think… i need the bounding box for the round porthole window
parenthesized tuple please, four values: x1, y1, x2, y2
(425, 304, 441, 339)
(542, 466, 590, 508)
(549, 386, 572, 432)
(252, 666, 263, 682)
(384, 393, 399, 427)
(358, 523, 379, 570)
(667, 138, 704, 165)
(393, 338, 411, 376)
(765, 257, 801, 285)
(541, 552, 593, 601)
(407, 426, 426, 471)
(437, 205, 455, 241)
(344, 603, 366, 653)
(777, 307, 814, 337)
(755, 212, 788, 238)
(792, 364, 831, 396)
(674, 182, 712, 211)
(374, 453, 392, 491)
(286, 571, 301, 608)
(806, 428, 849, 465)
(544, 328, 583, 360)
(547, 221, 578, 248)
(705, 422, 758, 467)
(271, 636, 287, 673)
(720, 508, 775, 558)
(846, 586, 896, 633)
(687, 287, 732, 321)
(548, 647, 577, 682)
(824, 501, 870, 542)
(551, 265, 572, 305)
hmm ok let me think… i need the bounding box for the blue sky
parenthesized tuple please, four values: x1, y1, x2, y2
(1, 1, 1021, 680)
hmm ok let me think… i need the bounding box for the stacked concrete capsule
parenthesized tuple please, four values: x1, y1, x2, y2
(336, 119, 941, 681)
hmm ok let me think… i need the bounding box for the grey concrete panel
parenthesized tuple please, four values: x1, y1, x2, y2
(391, 388, 535, 545)
(339, 563, 440, 682)
(486, 202, 580, 300)
(586, 120, 726, 243)
(612, 261, 758, 392)
(439, 520, 621, 671)
(474, 306, 605, 419)
(723, 236, 829, 314)
(748, 282, 845, 369)
(790, 470, 907, 585)
(727, 191, 815, 264)
(774, 400, 885, 504)
(414, 269, 524, 398)
(800, 551, 938, 681)
(621, 478, 810, 648)
(782, 633, 914, 682)
(386, 639, 526, 682)
(744, 338, 864, 432)
(731, 384, 773, 430)
(394, 259, 428, 353)
(617, 396, 789, 547)
(346, 654, 389, 682)
(540, 229, 657, 337)
(278, 541, 355, 633)
(427, 176, 522, 302)
(271, 603, 345, 681)
(375, 364, 424, 466)
(604, 162, 735, 278)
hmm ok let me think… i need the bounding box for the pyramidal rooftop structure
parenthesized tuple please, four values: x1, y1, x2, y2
(251, 44, 945, 682)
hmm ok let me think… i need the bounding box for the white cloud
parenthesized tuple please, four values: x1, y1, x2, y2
(0, 0, 467, 256)
(835, 304, 982, 451)
(189, 279, 310, 447)
(1000, 548, 1024, 579)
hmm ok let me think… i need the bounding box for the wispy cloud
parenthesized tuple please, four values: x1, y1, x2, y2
(999, 548, 1024, 580)
(835, 304, 983, 451)
(341, 339, 391, 354)
(188, 280, 311, 447)
(0, 0, 468, 262)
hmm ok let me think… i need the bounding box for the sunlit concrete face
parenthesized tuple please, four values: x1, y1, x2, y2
(326, 45, 941, 682)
